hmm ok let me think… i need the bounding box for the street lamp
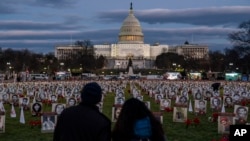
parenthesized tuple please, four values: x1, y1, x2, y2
(229, 63, 233, 72)
(6, 62, 11, 79)
(116, 62, 120, 75)
(172, 63, 176, 71)
(60, 62, 64, 71)
(43, 67, 47, 74)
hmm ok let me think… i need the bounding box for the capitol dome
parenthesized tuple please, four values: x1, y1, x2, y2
(118, 3, 144, 44)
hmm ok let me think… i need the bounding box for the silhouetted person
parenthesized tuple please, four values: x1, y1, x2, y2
(53, 82, 111, 141)
(112, 98, 166, 141)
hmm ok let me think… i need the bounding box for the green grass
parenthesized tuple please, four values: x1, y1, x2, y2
(0, 82, 249, 141)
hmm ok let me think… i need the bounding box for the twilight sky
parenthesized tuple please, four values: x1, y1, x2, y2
(0, 0, 250, 54)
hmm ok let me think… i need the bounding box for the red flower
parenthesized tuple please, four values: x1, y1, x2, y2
(212, 112, 219, 122)
(241, 99, 246, 106)
(29, 120, 41, 127)
(58, 95, 64, 98)
(165, 107, 173, 112)
(45, 99, 52, 105)
(35, 120, 41, 126)
(19, 94, 24, 98)
(219, 136, 229, 141)
(42, 99, 46, 103)
(185, 119, 192, 128)
(29, 120, 35, 126)
(193, 117, 200, 125)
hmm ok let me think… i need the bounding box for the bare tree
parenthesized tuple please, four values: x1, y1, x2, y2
(228, 20, 250, 57)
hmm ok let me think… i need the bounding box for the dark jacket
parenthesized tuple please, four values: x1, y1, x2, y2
(53, 103, 111, 141)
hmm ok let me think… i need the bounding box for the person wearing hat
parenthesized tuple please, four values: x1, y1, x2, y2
(53, 82, 111, 141)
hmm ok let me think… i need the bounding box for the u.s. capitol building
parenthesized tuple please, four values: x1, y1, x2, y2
(55, 3, 208, 69)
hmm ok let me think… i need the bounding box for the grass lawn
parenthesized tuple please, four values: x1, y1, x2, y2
(0, 81, 249, 141)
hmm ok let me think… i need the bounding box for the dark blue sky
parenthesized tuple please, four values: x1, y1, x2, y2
(0, 0, 250, 53)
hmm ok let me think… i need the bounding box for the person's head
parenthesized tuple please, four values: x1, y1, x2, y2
(236, 106, 247, 118)
(66, 92, 71, 96)
(81, 82, 102, 105)
(242, 92, 247, 97)
(57, 89, 62, 95)
(225, 97, 232, 104)
(162, 99, 169, 106)
(12, 95, 18, 101)
(68, 98, 76, 106)
(3, 94, 8, 100)
(39, 93, 45, 99)
(196, 93, 201, 99)
(234, 94, 240, 101)
(206, 91, 211, 97)
(51, 95, 56, 100)
(33, 103, 41, 112)
(157, 94, 162, 100)
(199, 100, 206, 108)
(170, 91, 175, 95)
(115, 107, 122, 119)
(180, 96, 187, 103)
(117, 97, 124, 104)
(55, 104, 64, 115)
(117, 92, 123, 97)
(213, 98, 220, 106)
(220, 117, 228, 125)
(112, 98, 164, 140)
(23, 98, 28, 104)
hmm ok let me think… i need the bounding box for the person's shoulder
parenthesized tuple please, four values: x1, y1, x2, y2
(98, 112, 111, 124)
(60, 105, 80, 114)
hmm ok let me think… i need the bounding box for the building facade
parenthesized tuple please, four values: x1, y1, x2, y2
(171, 44, 209, 60)
(55, 3, 208, 69)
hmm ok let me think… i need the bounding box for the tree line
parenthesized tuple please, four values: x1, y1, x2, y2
(0, 40, 105, 75)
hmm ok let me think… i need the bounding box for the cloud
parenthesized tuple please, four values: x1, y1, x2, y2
(0, 0, 21, 14)
(0, 0, 79, 14)
(0, 26, 237, 53)
(1, 5, 245, 53)
(98, 6, 250, 26)
(0, 20, 85, 30)
(31, 0, 78, 8)
(0, 14, 87, 30)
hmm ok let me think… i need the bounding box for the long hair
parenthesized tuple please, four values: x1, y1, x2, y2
(112, 98, 165, 141)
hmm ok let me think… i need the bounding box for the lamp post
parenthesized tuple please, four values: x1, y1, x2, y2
(229, 63, 233, 72)
(43, 67, 47, 74)
(116, 62, 120, 75)
(172, 63, 176, 71)
(60, 62, 64, 71)
(6, 62, 11, 79)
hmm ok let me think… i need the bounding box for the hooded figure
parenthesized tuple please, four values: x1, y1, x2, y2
(53, 82, 111, 141)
